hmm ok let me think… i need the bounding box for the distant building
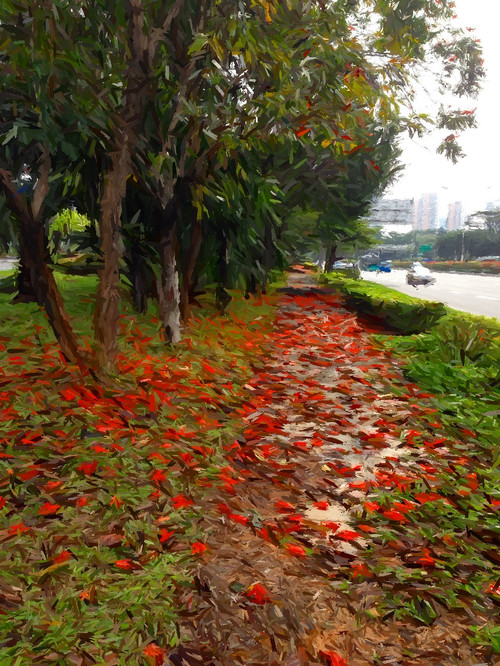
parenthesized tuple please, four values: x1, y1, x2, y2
(367, 198, 414, 234)
(413, 193, 439, 230)
(486, 199, 500, 211)
(446, 201, 463, 230)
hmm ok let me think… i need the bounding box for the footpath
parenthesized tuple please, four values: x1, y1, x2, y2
(168, 270, 498, 666)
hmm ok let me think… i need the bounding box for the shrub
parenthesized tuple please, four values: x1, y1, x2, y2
(320, 273, 446, 334)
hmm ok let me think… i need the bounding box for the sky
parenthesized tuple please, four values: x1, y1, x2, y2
(385, 0, 500, 219)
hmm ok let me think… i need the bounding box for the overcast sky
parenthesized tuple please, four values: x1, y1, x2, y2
(386, 0, 500, 218)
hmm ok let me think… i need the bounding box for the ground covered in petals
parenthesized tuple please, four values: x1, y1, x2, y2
(170, 271, 499, 666)
(0, 269, 498, 665)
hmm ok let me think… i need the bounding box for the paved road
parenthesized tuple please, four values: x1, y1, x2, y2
(361, 269, 500, 320)
(1, 257, 498, 319)
(0, 257, 18, 271)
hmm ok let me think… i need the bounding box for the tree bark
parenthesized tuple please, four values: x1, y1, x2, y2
(0, 157, 86, 366)
(15, 244, 38, 303)
(215, 225, 231, 313)
(157, 218, 181, 344)
(129, 250, 150, 314)
(93, 0, 154, 370)
(260, 221, 274, 294)
(180, 216, 203, 321)
(93, 138, 130, 368)
(325, 244, 338, 272)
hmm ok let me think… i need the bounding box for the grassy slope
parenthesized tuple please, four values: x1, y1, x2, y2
(329, 277, 500, 656)
(0, 271, 282, 664)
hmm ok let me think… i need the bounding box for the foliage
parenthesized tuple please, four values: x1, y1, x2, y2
(364, 310, 500, 655)
(0, 0, 486, 368)
(425, 259, 500, 274)
(48, 208, 94, 255)
(0, 273, 280, 662)
(434, 228, 500, 261)
(320, 273, 447, 333)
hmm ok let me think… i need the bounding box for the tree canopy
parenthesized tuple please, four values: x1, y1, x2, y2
(0, 0, 484, 374)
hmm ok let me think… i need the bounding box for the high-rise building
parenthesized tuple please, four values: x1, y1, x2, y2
(413, 193, 439, 230)
(486, 199, 500, 212)
(446, 201, 463, 230)
(367, 198, 414, 234)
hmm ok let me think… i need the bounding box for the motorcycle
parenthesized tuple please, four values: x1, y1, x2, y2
(406, 262, 436, 288)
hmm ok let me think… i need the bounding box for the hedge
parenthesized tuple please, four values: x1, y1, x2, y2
(320, 272, 447, 334)
(392, 260, 500, 274)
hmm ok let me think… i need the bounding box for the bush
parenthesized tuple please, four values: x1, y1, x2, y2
(320, 273, 446, 333)
(392, 260, 500, 274)
(426, 260, 500, 274)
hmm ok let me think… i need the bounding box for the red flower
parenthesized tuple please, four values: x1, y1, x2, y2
(159, 529, 175, 543)
(244, 583, 272, 605)
(351, 563, 371, 579)
(114, 559, 142, 571)
(53, 550, 72, 565)
(110, 495, 124, 509)
(382, 510, 408, 522)
(485, 582, 500, 597)
(414, 492, 443, 504)
(357, 524, 376, 534)
(44, 481, 62, 492)
(191, 542, 208, 555)
(275, 500, 295, 513)
(8, 522, 30, 535)
(228, 513, 249, 526)
(151, 469, 166, 484)
(416, 548, 436, 567)
(286, 543, 306, 557)
(78, 461, 98, 476)
(171, 494, 194, 509)
(319, 650, 348, 666)
(143, 642, 166, 666)
(313, 501, 328, 510)
(38, 502, 61, 516)
(217, 502, 232, 515)
(334, 530, 360, 542)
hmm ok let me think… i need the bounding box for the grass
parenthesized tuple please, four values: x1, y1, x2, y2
(320, 271, 447, 333)
(318, 271, 500, 656)
(0, 271, 281, 664)
(356, 305, 500, 656)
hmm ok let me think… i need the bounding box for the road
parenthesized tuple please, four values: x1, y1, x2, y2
(361, 269, 500, 320)
(1, 258, 499, 319)
(0, 257, 18, 271)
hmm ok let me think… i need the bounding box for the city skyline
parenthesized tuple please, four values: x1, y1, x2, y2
(387, 0, 500, 217)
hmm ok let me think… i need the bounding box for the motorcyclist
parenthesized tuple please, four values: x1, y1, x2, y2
(406, 261, 436, 288)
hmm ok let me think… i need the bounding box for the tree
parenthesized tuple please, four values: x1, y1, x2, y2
(0, 0, 485, 374)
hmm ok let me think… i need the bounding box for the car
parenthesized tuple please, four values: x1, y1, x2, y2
(477, 256, 500, 262)
(333, 260, 355, 268)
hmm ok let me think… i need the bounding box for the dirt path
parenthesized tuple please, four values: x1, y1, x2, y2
(168, 271, 493, 666)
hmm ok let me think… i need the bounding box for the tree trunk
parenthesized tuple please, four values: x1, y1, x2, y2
(23, 217, 86, 364)
(245, 272, 257, 299)
(215, 224, 232, 313)
(180, 216, 202, 322)
(0, 159, 86, 366)
(126, 240, 154, 315)
(15, 241, 38, 303)
(260, 221, 274, 294)
(157, 218, 181, 344)
(93, 138, 130, 370)
(325, 244, 338, 272)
